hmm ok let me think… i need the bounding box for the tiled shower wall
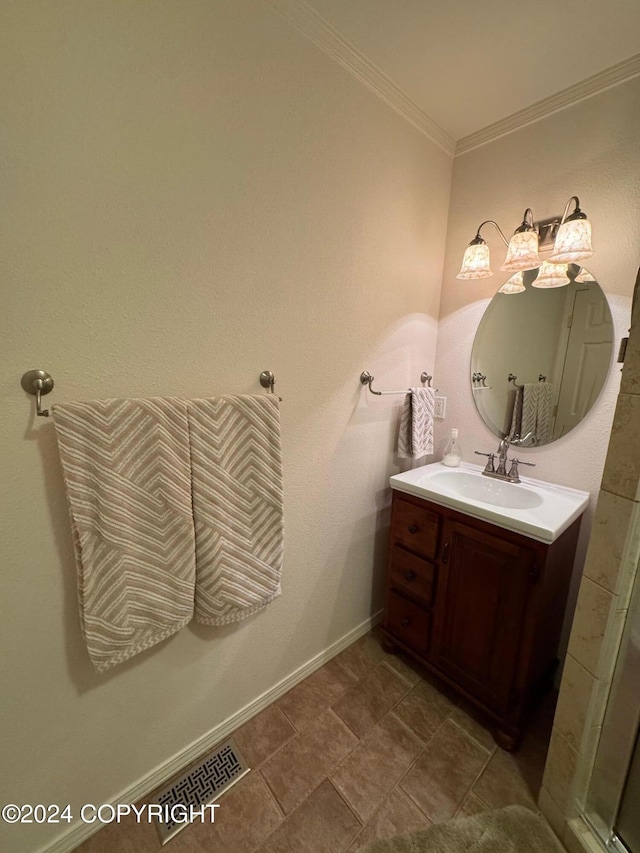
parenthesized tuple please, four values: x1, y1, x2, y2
(538, 272, 640, 852)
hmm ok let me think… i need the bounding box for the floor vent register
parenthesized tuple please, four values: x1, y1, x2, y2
(154, 738, 250, 843)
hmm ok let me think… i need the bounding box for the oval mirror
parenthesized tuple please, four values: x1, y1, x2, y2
(471, 265, 613, 445)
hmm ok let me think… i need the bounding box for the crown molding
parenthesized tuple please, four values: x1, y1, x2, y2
(267, 0, 640, 160)
(456, 53, 640, 156)
(266, 0, 456, 157)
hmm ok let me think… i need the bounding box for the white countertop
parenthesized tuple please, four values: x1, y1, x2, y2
(390, 461, 590, 543)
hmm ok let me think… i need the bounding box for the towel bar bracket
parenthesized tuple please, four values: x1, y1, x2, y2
(21, 369, 54, 417)
(259, 370, 282, 401)
(259, 370, 275, 390)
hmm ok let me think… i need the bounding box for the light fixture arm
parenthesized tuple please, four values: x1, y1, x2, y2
(559, 195, 585, 224)
(474, 220, 510, 247)
(514, 208, 535, 233)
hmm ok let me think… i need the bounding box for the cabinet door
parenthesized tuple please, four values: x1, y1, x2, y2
(431, 519, 535, 713)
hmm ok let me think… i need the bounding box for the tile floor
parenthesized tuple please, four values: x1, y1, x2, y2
(74, 630, 557, 853)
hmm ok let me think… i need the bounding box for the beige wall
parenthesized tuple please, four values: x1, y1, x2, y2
(3, 4, 639, 851)
(433, 77, 640, 651)
(0, 2, 452, 850)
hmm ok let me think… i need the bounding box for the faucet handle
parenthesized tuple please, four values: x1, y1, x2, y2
(508, 457, 535, 482)
(511, 458, 535, 467)
(475, 451, 496, 473)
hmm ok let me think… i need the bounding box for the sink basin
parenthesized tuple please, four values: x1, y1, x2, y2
(429, 470, 544, 509)
(390, 462, 589, 543)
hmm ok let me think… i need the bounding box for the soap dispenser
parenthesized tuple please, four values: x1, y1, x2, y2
(442, 428, 461, 467)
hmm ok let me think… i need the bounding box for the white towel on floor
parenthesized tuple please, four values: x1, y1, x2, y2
(397, 387, 435, 459)
(188, 396, 284, 625)
(54, 399, 197, 673)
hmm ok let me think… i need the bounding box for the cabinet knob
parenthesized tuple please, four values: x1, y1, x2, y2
(404, 570, 416, 582)
(408, 524, 419, 534)
(400, 617, 410, 628)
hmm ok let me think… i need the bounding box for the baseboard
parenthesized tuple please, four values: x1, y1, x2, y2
(38, 610, 383, 853)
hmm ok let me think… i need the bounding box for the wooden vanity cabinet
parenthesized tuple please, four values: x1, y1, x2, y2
(380, 490, 581, 750)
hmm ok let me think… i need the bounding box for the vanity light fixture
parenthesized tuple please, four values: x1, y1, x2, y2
(457, 196, 594, 284)
(498, 271, 526, 294)
(548, 196, 594, 264)
(456, 224, 501, 279)
(500, 209, 541, 272)
(531, 261, 570, 288)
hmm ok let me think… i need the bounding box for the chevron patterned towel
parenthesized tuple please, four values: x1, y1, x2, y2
(397, 387, 435, 459)
(54, 399, 197, 673)
(535, 382, 554, 444)
(189, 396, 284, 625)
(520, 384, 541, 446)
(509, 383, 555, 446)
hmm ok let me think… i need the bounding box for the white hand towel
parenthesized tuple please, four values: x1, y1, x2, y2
(397, 387, 435, 459)
(54, 399, 196, 673)
(188, 395, 284, 625)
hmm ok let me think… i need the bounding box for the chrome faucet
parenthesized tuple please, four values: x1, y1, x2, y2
(475, 436, 536, 483)
(496, 437, 511, 476)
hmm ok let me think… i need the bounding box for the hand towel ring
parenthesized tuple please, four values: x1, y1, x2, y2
(360, 370, 438, 395)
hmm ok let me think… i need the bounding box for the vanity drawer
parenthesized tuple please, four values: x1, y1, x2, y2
(389, 545, 436, 606)
(386, 590, 430, 656)
(391, 494, 440, 560)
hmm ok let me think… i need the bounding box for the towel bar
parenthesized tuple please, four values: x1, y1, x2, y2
(508, 373, 547, 388)
(360, 371, 438, 396)
(20, 368, 282, 418)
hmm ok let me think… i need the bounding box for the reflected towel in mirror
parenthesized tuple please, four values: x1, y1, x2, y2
(509, 383, 555, 446)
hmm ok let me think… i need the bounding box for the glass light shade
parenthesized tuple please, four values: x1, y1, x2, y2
(498, 271, 525, 294)
(500, 231, 540, 272)
(532, 261, 570, 289)
(575, 267, 596, 283)
(548, 218, 594, 263)
(456, 242, 493, 279)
